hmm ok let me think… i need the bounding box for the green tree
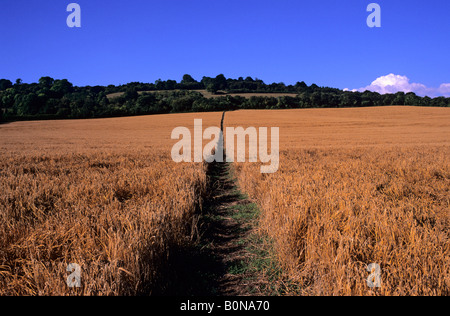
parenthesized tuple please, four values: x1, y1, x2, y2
(295, 81, 308, 92)
(38, 76, 55, 88)
(310, 83, 319, 91)
(136, 94, 157, 113)
(122, 87, 139, 100)
(0, 79, 12, 91)
(431, 97, 447, 107)
(155, 79, 165, 90)
(16, 93, 43, 115)
(165, 80, 177, 90)
(393, 92, 405, 105)
(1, 89, 15, 108)
(171, 96, 194, 112)
(310, 91, 321, 106)
(181, 74, 196, 84)
(361, 91, 375, 107)
(405, 92, 419, 106)
(214, 74, 228, 91)
(180, 74, 201, 90)
(50, 79, 74, 97)
(43, 98, 61, 115)
(206, 82, 220, 94)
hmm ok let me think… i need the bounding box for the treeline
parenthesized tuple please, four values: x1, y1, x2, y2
(1, 75, 449, 122)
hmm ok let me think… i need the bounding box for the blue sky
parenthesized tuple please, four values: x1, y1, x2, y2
(0, 0, 449, 95)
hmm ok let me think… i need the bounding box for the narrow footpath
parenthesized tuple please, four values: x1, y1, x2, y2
(161, 112, 276, 296)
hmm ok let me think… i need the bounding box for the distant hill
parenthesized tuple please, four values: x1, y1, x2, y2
(107, 90, 299, 100)
(1, 75, 448, 122)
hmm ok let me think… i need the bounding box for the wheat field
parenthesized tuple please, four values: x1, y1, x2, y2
(1, 106, 449, 296)
(0, 112, 222, 295)
(227, 106, 450, 296)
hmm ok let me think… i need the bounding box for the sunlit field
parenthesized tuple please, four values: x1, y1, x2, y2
(1, 106, 448, 296)
(0, 112, 222, 295)
(227, 106, 450, 295)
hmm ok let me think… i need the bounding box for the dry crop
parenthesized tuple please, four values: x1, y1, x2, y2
(0, 112, 222, 295)
(227, 106, 450, 296)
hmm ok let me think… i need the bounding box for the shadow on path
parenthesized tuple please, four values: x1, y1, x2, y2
(156, 112, 260, 296)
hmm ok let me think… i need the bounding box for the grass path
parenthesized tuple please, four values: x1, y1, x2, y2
(159, 112, 283, 296)
(201, 159, 270, 295)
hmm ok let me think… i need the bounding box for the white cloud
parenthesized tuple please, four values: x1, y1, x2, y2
(351, 74, 450, 97)
(439, 83, 450, 95)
